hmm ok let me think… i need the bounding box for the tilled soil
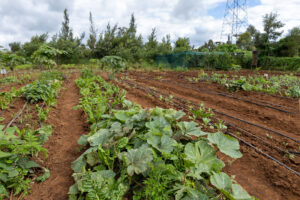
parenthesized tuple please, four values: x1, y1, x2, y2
(25, 74, 88, 200)
(110, 70, 300, 200)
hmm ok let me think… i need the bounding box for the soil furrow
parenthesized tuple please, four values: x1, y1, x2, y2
(25, 74, 87, 200)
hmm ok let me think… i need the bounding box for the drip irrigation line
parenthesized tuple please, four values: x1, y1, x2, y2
(212, 109, 299, 143)
(123, 79, 300, 176)
(127, 76, 300, 143)
(226, 131, 300, 177)
(132, 74, 296, 114)
(214, 116, 297, 157)
(123, 78, 300, 148)
(4, 102, 27, 131)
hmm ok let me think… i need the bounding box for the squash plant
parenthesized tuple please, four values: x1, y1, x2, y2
(69, 72, 254, 200)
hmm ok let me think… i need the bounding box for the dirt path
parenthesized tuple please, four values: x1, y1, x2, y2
(25, 74, 87, 200)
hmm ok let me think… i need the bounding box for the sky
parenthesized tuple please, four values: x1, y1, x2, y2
(0, 0, 299, 48)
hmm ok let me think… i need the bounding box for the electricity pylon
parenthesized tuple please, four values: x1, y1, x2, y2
(221, 0, 248, 43)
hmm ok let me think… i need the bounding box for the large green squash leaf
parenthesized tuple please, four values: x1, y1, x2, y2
(210, 172, 232, 192)
(87, 129, 112, 147)
(146, 116, 172, 137)
(208, 132, 242, 159)
(119, 145, 153, 176)
(184, 141, 224, 175)
(177, 121, 208, 137)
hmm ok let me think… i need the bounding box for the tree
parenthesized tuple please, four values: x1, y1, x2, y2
(262, 12, 284, 56)
(236, 32, 252, 50)
(59, 9, 73, 40)
(22, 33, 48, 57)
(51, 8, 86, 63)
(9, 42, 21, 53)
(144, 28, 159, 61)
(274, 26, 300, 57)
(128, 13, 137, 39)
(87, 12, 97, 54)
(174, 37, 191, 52)
(158, 34, 172, 54)
(1, 53, 25, 70)
(31, 44, 65, 69)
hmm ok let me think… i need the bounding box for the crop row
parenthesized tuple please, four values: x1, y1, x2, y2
(187, 72, 300, 98)
(68, 68, 254, 200)
(0, 70, 64, 199)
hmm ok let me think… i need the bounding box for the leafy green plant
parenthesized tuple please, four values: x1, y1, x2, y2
(22, 80, 61, 105)
(69, 73, 253, 200)
(0, 125, 51, 199)
(31, 44, 66, 69)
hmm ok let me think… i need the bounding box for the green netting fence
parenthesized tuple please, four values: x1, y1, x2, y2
(155, 52, 225, 68)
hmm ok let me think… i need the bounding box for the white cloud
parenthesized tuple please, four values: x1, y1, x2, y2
(0, 0, 299, 49)
(248, 0, 300, 35)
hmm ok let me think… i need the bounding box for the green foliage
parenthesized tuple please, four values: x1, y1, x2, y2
(31, 44, 66, 69)
(0, 76, 18, 85)
(0, 125, 50, 199)
(23, 80, 61, 105)
(69, 73, 252, 200)
(210, 172, 252, 200)
(259, 56, 300, 71)
(0, 53, 25, 70)
(0, 87, 20, 109)
(191, 71, 300, 98)
(203, 53, 234, 70)
(174, 37, 191, 53)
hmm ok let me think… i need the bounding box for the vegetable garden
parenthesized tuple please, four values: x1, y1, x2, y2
(0, 67, 299, 200)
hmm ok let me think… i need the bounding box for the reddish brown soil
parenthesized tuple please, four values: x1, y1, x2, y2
(25, 74, 88, 200)
(109, 70, 300, 200)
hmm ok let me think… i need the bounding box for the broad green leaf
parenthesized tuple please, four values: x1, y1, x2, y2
(78, 135, 88, 146)
(86, 151, 100, 167)
(72, 147, 97, 172)
(0, 150, 11, 158)
(87, 129, 112, 147)
(120, 145, 153, 176)
(68, 184, 79, 195)
(210, 172, 232, 192)
(0, 184, 8, 198)
(232, 184, 252, 200)
(184, 141, 224, 175)
(208, 132, 242, 159)
(36, 125, 52, 143)
(36, 168, 50, 182)
(146, 116, 172, 137)
(23, 160, 40, 169)
(178, 121, 207, 137)
(8, 169, 19, 178)
(147, 135, 177, 154)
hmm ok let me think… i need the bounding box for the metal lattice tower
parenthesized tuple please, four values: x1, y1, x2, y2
(221, 0, 248, 42)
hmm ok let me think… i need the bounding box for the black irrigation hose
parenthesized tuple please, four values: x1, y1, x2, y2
(215, 117, 297, 157)
(123, 78, 300, 146)
(135, 75, 296, 114)
(128, 76, 300, 143)
(212, 109, 300, 143)
(226, 131, 300, 177)
(123, 79, 300, 176)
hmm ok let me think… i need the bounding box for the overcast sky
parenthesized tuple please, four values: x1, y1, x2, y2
(0, 0, 299, 48)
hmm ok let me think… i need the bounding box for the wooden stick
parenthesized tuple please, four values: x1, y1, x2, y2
(4, 102, 27, 131)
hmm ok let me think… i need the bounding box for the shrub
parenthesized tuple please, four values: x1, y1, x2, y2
(259, 56, 300, 71)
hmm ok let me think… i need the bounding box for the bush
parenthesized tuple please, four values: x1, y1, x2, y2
(203, 53, 234, 70)
(234, 51, 252, 69)
(259, 56, 300, 71)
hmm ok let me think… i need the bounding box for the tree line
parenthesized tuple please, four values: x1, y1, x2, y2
(1, 9, 299, 69)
